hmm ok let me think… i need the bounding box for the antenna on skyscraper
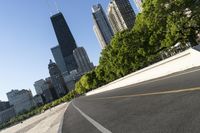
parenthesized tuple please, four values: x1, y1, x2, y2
(54, 0, 60, 13)
(46, 0, 53, 16)
(46, 0, 60, 16)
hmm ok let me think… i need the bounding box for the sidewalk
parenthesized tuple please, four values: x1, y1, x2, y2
(0, 103, 68, 133)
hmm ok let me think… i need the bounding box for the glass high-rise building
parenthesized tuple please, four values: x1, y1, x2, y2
(51, 45, 67, 74)
(73, 47, 94, 74)
(108, 0, 136, 34)
(51, 12, 78, 74)
(92, 4, 114, 49)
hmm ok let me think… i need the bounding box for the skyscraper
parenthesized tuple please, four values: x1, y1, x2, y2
(48, 60, 68, 98)
(33, 78, 55, 102)
(51, 12, 78, 74)
(51, 45, 67, 74)
(73, 47, 94, 74)
(108, 0, 136, 33)
(34, 79, 46, 95)
(92, 4, 114, 49)
(133, 0, 143, 12)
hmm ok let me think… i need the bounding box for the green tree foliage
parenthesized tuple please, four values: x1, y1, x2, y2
(75, 70, 101, 94)
(74, 0, 200, 94)
(162, 0, 200, 47)
(136, 0, 200, 51)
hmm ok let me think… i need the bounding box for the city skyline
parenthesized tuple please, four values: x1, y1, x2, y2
(0, 0, 199, 131)
(0, 0, 138, 101)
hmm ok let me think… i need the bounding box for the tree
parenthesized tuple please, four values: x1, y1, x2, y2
(74, 0, 200, 96)
(75, 79, 86, 95)
(162, 0, 200, 47)
(135, 0, 200, 52)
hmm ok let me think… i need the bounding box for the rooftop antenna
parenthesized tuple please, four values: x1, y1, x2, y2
(54, 0, 60, 13)
(46, 0, 53, 16)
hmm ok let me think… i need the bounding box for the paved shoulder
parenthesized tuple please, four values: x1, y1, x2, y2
(0, 103, 68, 133)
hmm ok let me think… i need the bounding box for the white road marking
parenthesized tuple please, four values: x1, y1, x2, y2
(94, 87, 200, 100)
(72, 102, 112, 133)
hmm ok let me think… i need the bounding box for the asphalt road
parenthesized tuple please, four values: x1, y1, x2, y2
(62, 67, 200, 133)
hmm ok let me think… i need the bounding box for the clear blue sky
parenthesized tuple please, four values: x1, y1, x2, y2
(0, 0, 138, 101)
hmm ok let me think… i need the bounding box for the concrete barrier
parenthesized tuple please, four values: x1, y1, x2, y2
(86, 46, 200, 96)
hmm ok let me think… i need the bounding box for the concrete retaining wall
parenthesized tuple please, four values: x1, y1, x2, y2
(86, 46, 200, 96)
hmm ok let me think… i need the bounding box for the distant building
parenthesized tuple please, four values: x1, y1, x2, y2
(0, 107, 15, 124)
(33, 95, 44, 107)
(133, 0, 143, 12)
(34, 77, 60, 102)
(63, 70, 82, 92)
(92, 4, 114, 49)
(48, 60, 68, 98)
(51, 12, 78, 74)
(73, 47, 94, 74)
(42, 88, 54, 103)
(51, 45, 67, 74)
(0, 101, 15, 124)
(108, 0, 136, 33)
(45, 77, 58, 100)
(34, 79, 46, 95)
(7, 89, 35, 114)
(0, 101, 10, 112)
(64, 79, 76, 92)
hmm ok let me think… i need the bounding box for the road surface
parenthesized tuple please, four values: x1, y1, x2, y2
(62, 67, 200, 133)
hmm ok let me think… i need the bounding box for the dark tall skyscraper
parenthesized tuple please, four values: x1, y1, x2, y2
(51, 12, 78, 73)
